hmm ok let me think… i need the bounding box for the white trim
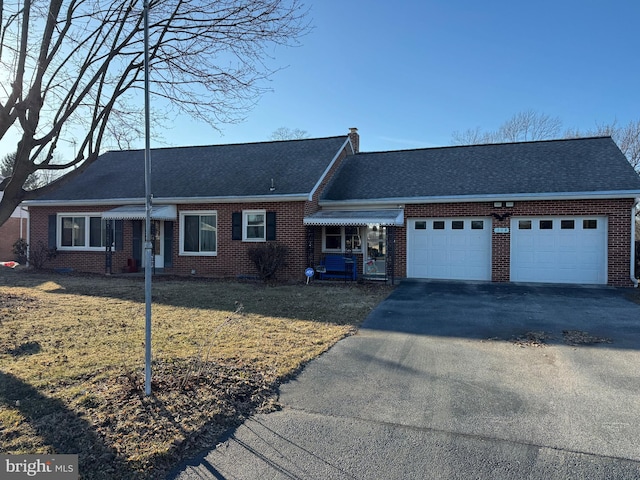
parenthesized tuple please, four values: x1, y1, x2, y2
(179, 210, 218, 256)
(242, 210, 266, 242)
(308, 137, 351, 201)
(321, 225, 364, 253)
(319, 190, 640, 207)
(23, 194, 307, 207)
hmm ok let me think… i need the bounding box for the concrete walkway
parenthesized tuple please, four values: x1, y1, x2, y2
(168, 281, 640, 479)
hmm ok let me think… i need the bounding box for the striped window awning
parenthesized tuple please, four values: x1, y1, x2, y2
(303, 209, 404, 226)
(101, 204, 177, 220)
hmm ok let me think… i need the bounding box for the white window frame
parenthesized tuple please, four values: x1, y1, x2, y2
(179, 210, 218, 256)
(57, 213, 110, 251)
(322, 226, 363, 253)
(243, 210, 266, 242)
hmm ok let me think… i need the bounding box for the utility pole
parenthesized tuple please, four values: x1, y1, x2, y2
(143, 0, 153, 396)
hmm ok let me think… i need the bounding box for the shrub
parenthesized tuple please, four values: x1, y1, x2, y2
(247, 243, 288, 282)
(12, 238, 28, 263)
(29, 241, 57, 270)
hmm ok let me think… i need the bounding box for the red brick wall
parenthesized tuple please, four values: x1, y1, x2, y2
(0, 216, 27, 261)
(29, 202, 309, 280)
(169, 201, 307, 280)
(29, 205, 132, 274)
(402, 198, 636, 286)
(29, 198, 636, 286)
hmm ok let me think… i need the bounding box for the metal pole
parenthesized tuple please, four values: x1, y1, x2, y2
(143, 0, 153, 396)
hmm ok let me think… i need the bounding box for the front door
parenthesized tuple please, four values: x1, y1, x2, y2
(365, 225, 386, 278)
(152, 220, 164, 269)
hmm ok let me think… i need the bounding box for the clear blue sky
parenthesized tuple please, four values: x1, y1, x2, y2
(2, 0, 639, 158)
(181, 0, 638, 153)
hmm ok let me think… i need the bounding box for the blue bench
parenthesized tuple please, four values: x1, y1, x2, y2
(319, 255, 357, 280)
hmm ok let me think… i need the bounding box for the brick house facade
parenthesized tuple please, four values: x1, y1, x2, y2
(24, 132, 640, 286)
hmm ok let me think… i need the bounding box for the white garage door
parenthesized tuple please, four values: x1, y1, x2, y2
(510, 217, 607, 284)
(407, 218, 492, 280)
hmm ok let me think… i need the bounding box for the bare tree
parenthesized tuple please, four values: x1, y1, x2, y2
(269, 127, 309, 140)
(451, 110, 563, 145)
(0, 0, 308, 226)
(566, 119, 640, 170)
(498, 110, 562, 142)
(451, 126, 500, 146)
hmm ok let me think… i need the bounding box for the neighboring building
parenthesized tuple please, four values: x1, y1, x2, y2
(23, 130, 640, 286)
(0, 178, 28, 261)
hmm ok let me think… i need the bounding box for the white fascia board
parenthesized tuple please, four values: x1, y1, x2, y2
(319, 190, 640, 207)
(161, 194, 307, 204)
(308, 137, 351, 201)
(22, 198, 144, 207)
(24, 194, 308, 207)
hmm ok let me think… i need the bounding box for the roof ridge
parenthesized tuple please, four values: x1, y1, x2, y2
(355, 136, 614, 156)
(102, 135, 349, 154)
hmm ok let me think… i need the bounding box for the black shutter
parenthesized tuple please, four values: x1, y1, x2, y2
(232, 212, 242, 240)
(266, 212, 276, 241)
(132, 220, 143, 266)
(114, 220, 124, 251)
(48, 215, 57, 248)
(163, 221, 173, 267)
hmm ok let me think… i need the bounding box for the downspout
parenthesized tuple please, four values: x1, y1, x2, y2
(631, 199, 639, 287)
(21, 206, 29, 267)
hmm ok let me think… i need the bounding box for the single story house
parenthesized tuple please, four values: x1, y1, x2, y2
(24, 129, 640, 286)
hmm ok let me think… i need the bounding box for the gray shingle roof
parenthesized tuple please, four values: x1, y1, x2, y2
(35, 136, 349, 201)
(322, 137, 640, 202)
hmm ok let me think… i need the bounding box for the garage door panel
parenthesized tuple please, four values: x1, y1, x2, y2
(407, 218, 492, 281)
(511, 216, 606, 284)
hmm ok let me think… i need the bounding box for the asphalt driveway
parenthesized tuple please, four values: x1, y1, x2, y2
(168, 280, 640, 479)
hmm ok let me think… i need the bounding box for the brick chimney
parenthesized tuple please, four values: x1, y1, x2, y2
(348, 127, 359, 153)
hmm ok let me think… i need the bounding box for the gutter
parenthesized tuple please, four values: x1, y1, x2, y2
(631, 199, 639, 287)
(22, 193, 308, 207)
(319, 190, 640, 207)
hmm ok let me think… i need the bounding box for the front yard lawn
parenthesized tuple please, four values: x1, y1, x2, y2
(0, 269, 392, 479)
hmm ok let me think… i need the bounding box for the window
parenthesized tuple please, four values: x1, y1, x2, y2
(180, 211, 217, 255)
(583, 219, 598, 229)
(561, 220, 575, 229)
(518, 220, 532, 230)
(415, 221, 427, 230)
(243, 210, 265, 241)
(61, 216, 86, 247)
(471, 220, 484, 230)
(324, 226, 342, 250)
(345, 226, 362, 251)
(322, 226, 363, 252)
(433, 221, 445, 230)
(452, 220, 464, 230)
(540, 220, 553, 230)
(59, 214, 111, 250)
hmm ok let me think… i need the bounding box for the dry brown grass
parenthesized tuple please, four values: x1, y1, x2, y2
(0, 268, 393, 479)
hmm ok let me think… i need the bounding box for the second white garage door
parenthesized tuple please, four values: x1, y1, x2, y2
(407, 218, 492, 280)
(510, 216, 607, 284)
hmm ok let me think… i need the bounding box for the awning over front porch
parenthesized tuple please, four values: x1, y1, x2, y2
(303, 209, 404, 226)
(101, 204, 177, 220)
